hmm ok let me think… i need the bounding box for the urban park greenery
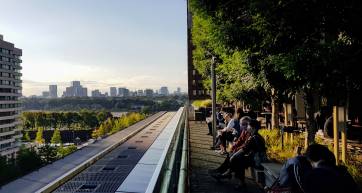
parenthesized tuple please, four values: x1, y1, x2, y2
(190, 0, 362, 142)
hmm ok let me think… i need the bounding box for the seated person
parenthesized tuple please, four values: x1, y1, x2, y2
(214, 112, 241, 154)
(266, 147, 312, 193)
(206, 108, 225, 135)
(303, 144, 359, 193)
(211, 119, 267, 190)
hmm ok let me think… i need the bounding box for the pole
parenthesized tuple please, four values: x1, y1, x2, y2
(211, 56, 217, 146)
(340, 106, 347, 163)
(333, 106, 340, 165)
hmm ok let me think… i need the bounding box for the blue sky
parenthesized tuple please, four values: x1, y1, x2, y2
(0, 0, 187, 96)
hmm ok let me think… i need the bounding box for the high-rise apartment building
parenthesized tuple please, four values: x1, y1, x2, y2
(137, 89, 144, 96)
(110, 87, 117, 97)
(91, 89, 102, 97)
(49, 85, 57, 98)
(62, 81, 87, 97)
(159, 86, 169, 96)
(118, 87, 129, 97)
(42, 91, 50, 98)
(0, 35, 22, 158)
(144, 89, 154, 97)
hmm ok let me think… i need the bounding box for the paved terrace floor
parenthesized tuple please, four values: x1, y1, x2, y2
(189, 121, 263, 193)
(0, 112, 165, 193)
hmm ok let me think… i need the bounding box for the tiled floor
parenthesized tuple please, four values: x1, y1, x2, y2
(189, 121, 264, 193)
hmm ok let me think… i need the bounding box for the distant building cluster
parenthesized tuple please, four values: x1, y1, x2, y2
(62, 81, 88, 97)
(36, 82, 184, 99)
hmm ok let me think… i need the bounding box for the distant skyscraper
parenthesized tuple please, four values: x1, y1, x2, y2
(91, 89, 102, 97)
(110, 87, 117, 97)
(160, 86, 169, 96)
(0, 35, 22, 158)
(118, 87, 129, 97)
(144, 89, 154, 97)
(177, 87, 181, 93)
(42, 91, 50, 98)
(137, 89, 144, 96)
(62, 81, 87, 97)
(71, 81, 81, 87)
(49, 85, 57, 98)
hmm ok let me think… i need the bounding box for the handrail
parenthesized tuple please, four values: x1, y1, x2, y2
(177, 105, 189, 193)
(153, 105, 189, 193)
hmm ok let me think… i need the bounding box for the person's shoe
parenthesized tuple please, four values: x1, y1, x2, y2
(214, 149, 227, 155)
(210, 146, 220, 150)
(211, 172, 232, 180)
(206, 132, 212, 135)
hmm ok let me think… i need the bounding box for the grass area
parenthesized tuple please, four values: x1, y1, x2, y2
(192, 99, 212, 108)
(259, 129, 304, 163)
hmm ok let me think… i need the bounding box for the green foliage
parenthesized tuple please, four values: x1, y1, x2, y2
(0, 156, 20, 185)
(22, 131, 31, 142)
(50, 128, 62, 144)
(35, 127, 45, 144)
(22, 111, 109, 131)
(0, 144, 78, 185)
(57, 145, 77, 158)
(21, 96, 186, 112)
(192, 99, 212, 108)
(92, 112, 145, 138)
(259, 129, 304, 162)
(16, 146, 43, 174)
(38, 144, 58, 164)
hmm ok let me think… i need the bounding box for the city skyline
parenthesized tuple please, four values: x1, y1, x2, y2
(0, 0, 187, 96)
(36, 81, 183, 98)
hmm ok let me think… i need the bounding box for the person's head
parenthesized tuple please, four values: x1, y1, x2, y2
(223, 112, 232, 122)
(236, 108, 244, 120)
(240, 116, 251, 131)
(305, 144, 336, 167)
(247, 119, 260, 134)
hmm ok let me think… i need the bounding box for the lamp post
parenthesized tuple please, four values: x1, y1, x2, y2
(211, 56, 217, 147)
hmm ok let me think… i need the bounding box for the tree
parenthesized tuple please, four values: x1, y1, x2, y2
(17, 146, 43, 173)
(22, 131, 31, 142)
(97, 124, 107, 137)
(190, 0, 362, 142)
(50, 128, 62, 144)
(38, 144, 58, 164)
(35, 128, 45, 144)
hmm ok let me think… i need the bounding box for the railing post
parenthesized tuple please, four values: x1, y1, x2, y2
(333, 106, 340, 165)
(211, 56, 217, 147)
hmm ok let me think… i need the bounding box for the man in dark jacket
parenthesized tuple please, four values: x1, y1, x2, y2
(303, 144, 359, 193)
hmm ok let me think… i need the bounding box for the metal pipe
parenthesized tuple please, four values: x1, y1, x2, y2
(177, 106, 189, 193)
(159, 109, 186, 193)
(211, 56, 217, 146)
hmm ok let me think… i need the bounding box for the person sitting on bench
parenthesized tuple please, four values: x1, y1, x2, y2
(211, 119, 267, 190)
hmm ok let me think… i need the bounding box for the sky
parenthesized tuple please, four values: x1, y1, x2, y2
(0, 0, 187, 96)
